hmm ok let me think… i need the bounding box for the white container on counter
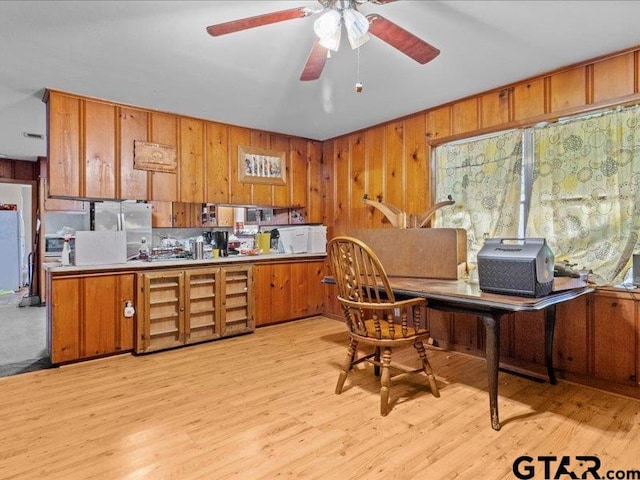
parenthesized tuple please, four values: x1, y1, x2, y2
(277, 226, 309, 254)
(74, 231, 127, 265)
(307, 225, 327, 253)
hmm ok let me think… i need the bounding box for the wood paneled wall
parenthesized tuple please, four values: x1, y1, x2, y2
(322, 46, 640, 239)
(321, 45, 640, 347)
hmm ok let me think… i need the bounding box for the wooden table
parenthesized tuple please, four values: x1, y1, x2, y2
(384, 277, 594, 430)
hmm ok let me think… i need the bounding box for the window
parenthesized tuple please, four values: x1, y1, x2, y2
(434, 104, 640, 285)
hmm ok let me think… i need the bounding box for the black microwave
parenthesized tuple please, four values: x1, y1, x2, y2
(44, 236, 74, 257)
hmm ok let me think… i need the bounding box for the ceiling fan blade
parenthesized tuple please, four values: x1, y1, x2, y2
(369, 0, 398, 4)
(300, 38, 328, 81)
(206, 7, 310, 37)
(366, 14, 440, 64)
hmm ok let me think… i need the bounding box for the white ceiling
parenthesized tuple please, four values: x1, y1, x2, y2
(2, 0, 640, 161)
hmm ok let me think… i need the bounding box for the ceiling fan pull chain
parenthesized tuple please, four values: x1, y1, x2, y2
(355, 46, 363, 93)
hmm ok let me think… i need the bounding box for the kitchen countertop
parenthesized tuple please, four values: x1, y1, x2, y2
(45, 252, 327, 275)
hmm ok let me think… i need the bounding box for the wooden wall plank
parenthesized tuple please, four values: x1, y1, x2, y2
(513, 79, 546, 121)
(205, 121, 230, 204)
(178, 118, 205, 203)
(593, 52, 635, 103)
(549, 66, 587, 112)
(119, 107, 148, 200)
(149, 112, 178, 202)
(404, 113, 428, 217)
(349, 132, 366, 229)
(364, 126, 386, 228)
(84, 100, 116, 199)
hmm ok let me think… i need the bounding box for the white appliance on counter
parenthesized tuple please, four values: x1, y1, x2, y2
(74, 231, 127, 265)
(0, 210, 24, 290)
(90, 201, 152, 259)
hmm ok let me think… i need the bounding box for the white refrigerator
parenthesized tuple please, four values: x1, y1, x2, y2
(0, 210, 24, 291)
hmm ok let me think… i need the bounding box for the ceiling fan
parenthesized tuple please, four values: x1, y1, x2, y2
(206, 0, 440, 82)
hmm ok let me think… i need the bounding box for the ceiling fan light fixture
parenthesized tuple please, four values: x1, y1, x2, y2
(343, 8, 369, 37)
(314, 9, 341, 51)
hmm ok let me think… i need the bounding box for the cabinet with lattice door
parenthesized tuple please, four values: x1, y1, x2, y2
(136, 265, 253, 353)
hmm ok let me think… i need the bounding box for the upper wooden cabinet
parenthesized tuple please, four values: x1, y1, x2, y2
(45, 90, 317, 207)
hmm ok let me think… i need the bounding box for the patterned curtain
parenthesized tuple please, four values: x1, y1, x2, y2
(434, 130, 523, 266)
(526, 105, 640, 285)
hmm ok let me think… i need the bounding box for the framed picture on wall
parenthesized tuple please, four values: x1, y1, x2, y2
(238, 145, 286, 185)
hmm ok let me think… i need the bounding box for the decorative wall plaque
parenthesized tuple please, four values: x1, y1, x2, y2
(238, 145, 286, 185)
(134, 141, 177, 173)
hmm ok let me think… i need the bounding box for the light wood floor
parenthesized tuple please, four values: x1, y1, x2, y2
(1, 316, 639, 480)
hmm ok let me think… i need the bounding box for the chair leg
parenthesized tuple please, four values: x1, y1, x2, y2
(380, 347, 392, 416)
(374, 346, 381, 377)
(415, 340, 440, 398)
(336, 338, 358, 394)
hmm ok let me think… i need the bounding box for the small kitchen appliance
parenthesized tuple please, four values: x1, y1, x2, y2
(477, 238, 554, 297)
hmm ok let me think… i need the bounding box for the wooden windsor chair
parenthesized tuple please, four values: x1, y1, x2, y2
(327, 236, 440, 416)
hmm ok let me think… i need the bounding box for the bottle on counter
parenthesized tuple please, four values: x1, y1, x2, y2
(138, 237, 150, 260)
(61, 238, 71, 266)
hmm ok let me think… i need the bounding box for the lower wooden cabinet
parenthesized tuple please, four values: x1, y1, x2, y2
(136, 265, 253, 353)
(253, 260, 325, 326)
(49, 273, 135, 364)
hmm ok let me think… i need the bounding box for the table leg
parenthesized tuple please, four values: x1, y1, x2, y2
(544, 305, 557, 385)
(480, 313, 501, 431)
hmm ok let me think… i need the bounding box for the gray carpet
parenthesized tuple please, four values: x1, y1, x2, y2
(0, 288, 49, 378)
(0, 357, 52, 378)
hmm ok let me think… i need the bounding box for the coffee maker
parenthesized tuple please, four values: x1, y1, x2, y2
(213, 231, 229, 257)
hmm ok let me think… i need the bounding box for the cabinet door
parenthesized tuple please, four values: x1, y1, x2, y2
(150, 201, 174, 228)
(47, 92, 81, 198)
(150, 112, 179, 201)
(220, 265, 254, 336)
(50, 277, 82, 363)
(184, 267, 221, 344)
(119, 107, 149, 200)
(216, 206, 234, 227)
(84, 100, 117, 199)
(253, 263, 273, 326)
(137, 270, 184, 353)
(50, 274, 135, 363)
(254, 261, 325, 326)
(82, 274, 135, 357)
(205, 121, 230, 204)
(179, 118, 205, 203)
(290, 261, 324, 319)
(592, 295, 636, 385)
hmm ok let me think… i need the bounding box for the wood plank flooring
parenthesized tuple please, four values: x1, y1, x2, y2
(1, 316, 639, 479)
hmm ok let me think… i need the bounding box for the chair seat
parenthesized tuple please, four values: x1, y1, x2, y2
(360, 319, 427, 340)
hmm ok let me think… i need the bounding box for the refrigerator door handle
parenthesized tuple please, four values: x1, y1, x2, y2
(117, 213, 123, 231)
